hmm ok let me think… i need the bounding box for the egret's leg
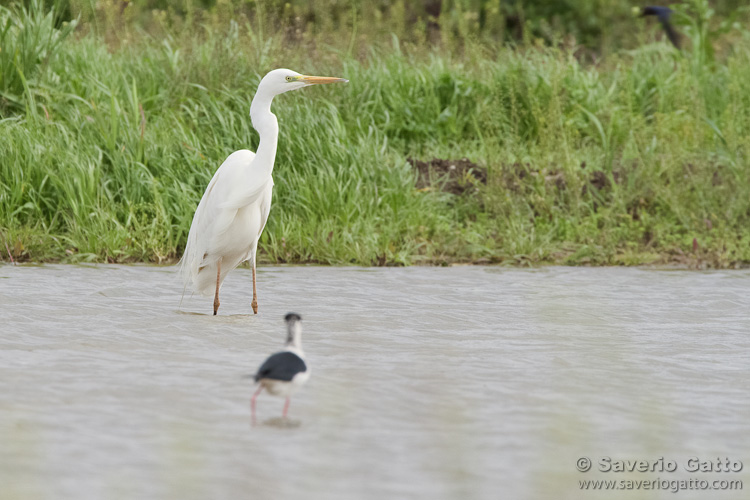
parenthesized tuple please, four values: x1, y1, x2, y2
(250, 385, 263, 425)
(282, 397, 291, 418)
(251, 259, 258, 314)
(213, 261, 221, 316)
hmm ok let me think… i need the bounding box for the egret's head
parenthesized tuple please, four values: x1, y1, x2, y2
(259, 68, 348, 96)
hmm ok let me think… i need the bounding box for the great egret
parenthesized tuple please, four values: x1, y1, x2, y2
(180, 69, 348, 315)
(251, 313, 309, 422)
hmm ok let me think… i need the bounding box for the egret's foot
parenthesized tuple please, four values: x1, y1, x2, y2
(251, 300, 258, 315)
(213, 299, 220, 316)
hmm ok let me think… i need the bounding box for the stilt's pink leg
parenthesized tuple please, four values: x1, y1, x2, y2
(250, 385, 263, 425)
(282, 397, 291, 418)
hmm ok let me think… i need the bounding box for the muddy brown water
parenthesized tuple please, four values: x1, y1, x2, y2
(1, 265, 749, 499)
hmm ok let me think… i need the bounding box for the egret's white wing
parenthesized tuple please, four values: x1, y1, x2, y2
(257, 184, 272, 238)
(180, 149, 270, 293)
(218, 174, 275, 210)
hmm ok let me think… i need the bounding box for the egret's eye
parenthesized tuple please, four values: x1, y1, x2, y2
(285, 76, 293, 82)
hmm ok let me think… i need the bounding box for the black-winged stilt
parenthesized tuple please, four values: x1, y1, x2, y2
(251, 313, 310, 422)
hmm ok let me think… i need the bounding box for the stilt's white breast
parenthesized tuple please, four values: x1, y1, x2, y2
(261, 367, 310, 398)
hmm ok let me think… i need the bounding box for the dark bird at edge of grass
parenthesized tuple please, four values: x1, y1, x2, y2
(640, 6, 681, 49)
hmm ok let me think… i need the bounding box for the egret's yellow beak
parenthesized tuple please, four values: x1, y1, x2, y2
(299, 75, 349, 85)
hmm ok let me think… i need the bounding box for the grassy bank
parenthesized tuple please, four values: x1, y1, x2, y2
(1, 1, 749, 267)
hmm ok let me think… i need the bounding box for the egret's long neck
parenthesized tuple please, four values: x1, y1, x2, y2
(249, 87, 279, 179)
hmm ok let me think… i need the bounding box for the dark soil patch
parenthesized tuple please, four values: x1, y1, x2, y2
(589, 170, 609, 190)
(408, 157, 487, 195)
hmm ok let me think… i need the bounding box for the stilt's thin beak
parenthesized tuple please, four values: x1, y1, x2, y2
(299, 75, 349, 85)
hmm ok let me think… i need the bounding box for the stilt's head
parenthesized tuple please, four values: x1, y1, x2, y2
(284, 313, 303, 348)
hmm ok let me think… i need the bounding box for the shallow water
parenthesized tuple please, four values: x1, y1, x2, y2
(1, 264, 749, 500)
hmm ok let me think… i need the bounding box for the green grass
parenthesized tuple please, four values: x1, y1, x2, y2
(1, 1, 749, 267)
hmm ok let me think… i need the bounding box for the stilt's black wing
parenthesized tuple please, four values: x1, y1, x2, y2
(254, 352, 307, 382)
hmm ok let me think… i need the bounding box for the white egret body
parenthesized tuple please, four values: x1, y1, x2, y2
(180, 69, 347, 315)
